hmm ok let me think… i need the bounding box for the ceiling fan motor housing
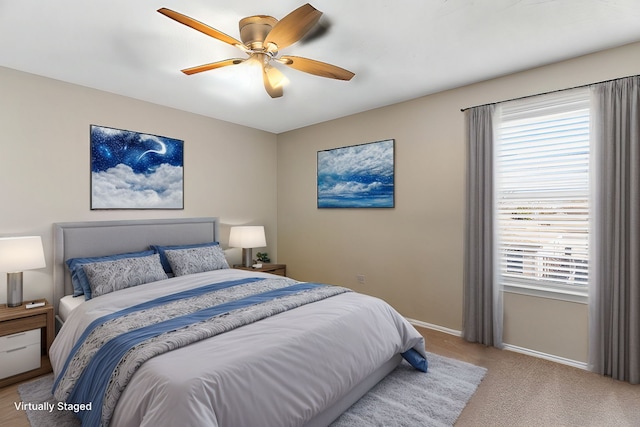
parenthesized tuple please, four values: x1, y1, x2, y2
(239, 15, 278, 50)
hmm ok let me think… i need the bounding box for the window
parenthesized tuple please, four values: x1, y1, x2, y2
(495, 89, 590, 301)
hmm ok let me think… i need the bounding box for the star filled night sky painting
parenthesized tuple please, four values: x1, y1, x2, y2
(317, 139, 395, 208)
(90, 125, 184, 209)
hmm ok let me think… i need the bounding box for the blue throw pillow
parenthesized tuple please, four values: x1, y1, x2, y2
(402, 348, 428, 372)
(66, 250, 155, 300)
(150, 242, 220, 274)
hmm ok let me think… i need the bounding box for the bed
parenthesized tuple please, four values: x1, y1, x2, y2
(50, 217, 427, 427)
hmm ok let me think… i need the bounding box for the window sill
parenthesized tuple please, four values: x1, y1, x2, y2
(503, 283, 588, 304)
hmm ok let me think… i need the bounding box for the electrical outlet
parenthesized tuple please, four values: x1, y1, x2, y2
(356, 274, 366, 285)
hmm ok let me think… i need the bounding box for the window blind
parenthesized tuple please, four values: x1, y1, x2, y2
(495, 89, 590, 295)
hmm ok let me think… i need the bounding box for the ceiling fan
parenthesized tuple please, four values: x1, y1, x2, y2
(158, 3, 355, 98)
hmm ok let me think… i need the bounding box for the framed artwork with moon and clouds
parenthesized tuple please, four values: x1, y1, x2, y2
(90, 125, 184, 209)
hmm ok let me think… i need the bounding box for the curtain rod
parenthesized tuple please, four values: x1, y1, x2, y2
(460, 74, 640, 112)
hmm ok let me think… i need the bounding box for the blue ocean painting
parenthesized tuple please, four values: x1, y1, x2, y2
(317, 139, 395, 208)
(90, 125, 184, 209)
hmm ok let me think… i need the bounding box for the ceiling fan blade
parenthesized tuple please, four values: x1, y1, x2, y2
(278, 56, 355, 81)
(262, 64, 284, 98)
(158, 8, 247, 51)
(264, 3, 322, 51)
(181, 58, 245, 75)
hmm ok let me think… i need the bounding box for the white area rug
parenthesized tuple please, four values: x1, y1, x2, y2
(17, 352, 485, 427)
(331, 352, 487, 426)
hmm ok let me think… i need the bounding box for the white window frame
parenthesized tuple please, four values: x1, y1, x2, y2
(494, 89, 591, 304)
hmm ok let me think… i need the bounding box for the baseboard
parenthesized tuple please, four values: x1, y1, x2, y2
(406, 318, 588, 370)
(405, 318, 462, 337)
(503, 344, 588, 370)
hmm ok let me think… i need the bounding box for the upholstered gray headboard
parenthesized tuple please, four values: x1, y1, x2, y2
(53, 217, 219, 314)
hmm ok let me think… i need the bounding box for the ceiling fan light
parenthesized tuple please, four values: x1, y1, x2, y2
(271, 72, 288, 89)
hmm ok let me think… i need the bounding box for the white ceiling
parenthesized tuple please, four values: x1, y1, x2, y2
(2, 0, 640, 133)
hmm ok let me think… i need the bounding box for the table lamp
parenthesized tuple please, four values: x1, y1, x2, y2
(229, 226, 266, 268)
(0, 236, 46, 307)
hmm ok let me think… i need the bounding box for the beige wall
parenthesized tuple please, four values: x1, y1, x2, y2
(0, 66, 278, 306)
(277, 41, 640, 363)
(2, 41, 639, 364)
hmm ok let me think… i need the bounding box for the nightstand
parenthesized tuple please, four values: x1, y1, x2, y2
(0, 299, 54, 388)
(234, 263, 287, 277)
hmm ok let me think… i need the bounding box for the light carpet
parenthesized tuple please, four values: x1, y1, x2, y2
(17, 352, 485, 427)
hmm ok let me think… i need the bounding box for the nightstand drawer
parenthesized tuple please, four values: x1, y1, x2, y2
(0, 329, 41, 379)
(0, 328, 40, 349)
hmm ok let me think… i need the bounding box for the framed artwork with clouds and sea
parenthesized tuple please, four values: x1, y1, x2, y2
(90, 125, 184, 209)
(317, 139, 395, 208)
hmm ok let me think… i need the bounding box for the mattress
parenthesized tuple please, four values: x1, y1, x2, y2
(58, 294, 85, 322)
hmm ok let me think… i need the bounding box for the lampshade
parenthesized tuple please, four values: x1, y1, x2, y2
(0, 236, 46, 272)
(0, 236, 46, 307)
(229, 226, 266, 249)
(229, 226, 266, 268)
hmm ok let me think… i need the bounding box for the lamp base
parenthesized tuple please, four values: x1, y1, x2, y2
(241, 248, 253, 268)
(7, 272, 23, 307)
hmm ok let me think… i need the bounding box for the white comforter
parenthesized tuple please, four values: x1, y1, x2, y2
(50, 269, 425, 427)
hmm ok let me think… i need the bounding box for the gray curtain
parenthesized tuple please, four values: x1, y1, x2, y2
(463, 104, 503, 347)
(590, 76, 640, 384)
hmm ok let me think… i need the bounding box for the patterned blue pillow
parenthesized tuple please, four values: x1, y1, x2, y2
(150, 242, 220, 274)
(66, 250, 155, 300)
(83, 254, 168, 298)
(164, 245, 229, 277)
